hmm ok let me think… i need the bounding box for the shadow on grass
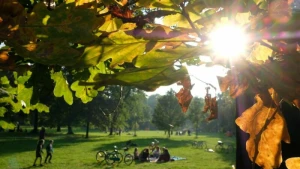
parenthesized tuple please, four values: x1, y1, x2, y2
(0, 132, 108, 156)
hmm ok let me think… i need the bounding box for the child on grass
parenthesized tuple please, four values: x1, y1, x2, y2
(33, 139, 44, 166)
(45, 140, 54, 163)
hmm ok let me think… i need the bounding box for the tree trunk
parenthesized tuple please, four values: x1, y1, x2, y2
(32, 110, 39, 133)
(85, 119, 90, 138)
(109, 122, 113, 135)
(168, 128, 171, 138)
(279, 101, 300, 169)
(67, 124, 74, 134)
(56, 124, 61, 132)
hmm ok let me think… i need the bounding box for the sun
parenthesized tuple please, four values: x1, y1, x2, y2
(209, 24, 248, 58)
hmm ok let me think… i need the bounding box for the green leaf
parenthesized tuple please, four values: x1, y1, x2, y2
(51, 71, 73, 105)
(7, 2, 102, 66)
(98, 17, 123, 32)
(71, 67, 105, 103)
(30, 103, 49, 113)
(248, 42, 273, 63)
(0, 107, 7, 117)
(90, 66, 189, 91)
(75, 31, 147, 68)
(136, 0, 181, 10)
(0, 121, 15, 130)
(135, 45, 200, 68)
(163, 13, 191, 28)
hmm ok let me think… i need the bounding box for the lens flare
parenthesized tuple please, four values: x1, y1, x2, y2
(209, 24, 248, 58)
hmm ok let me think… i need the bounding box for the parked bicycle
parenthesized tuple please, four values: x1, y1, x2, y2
(192, 141, 207, 149)
(96, 145, 133, 165)
(215, 141, 234, 153)
(148, 139, 159, 152)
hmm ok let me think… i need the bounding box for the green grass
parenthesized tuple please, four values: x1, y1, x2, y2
(0, 129, 236, 169)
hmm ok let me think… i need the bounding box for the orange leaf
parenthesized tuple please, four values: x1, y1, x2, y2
(218, 70, 249, 98)
(207, 97, 218, 121)
(175, 88, 193, 113)
(286, 157, 300, 169)
(236, 94, 290, 169)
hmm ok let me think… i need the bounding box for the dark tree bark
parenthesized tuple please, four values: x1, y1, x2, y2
(67, 124, 74, 134)
(85, 112, 90, 138)
(31, 110, 39, 133)
(109, 120, 114, 135)
(279, 102, 300, 169)
(56, 124, 61, 132)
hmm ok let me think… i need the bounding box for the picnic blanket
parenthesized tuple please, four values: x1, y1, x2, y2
(171, 156, 187, 161)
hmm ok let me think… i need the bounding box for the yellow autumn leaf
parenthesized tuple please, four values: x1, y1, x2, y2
(236, 93, 290, 169)
(286, 157, 300, 169)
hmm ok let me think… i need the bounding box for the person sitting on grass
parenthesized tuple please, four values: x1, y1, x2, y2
(139, 148, 150, 162)
(33, 139, 44, 166)
(133, 147, 139, 160)
(156, 147, 170, 163)
(45, 140, 54, 163)
(152, 146, 161, 158)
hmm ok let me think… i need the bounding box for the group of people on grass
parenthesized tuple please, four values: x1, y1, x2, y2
(133, 146, 170, 163)
(33, 127, 54, 166)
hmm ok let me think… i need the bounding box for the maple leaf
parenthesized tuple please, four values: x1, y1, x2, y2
(175, 75, 193, 113)
(236, 92, 290, 169)
(286, 157, 300, 169)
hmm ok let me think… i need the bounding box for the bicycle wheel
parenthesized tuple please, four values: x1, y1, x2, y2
(198, 142, 203, 149)
(96, 150, 106, 162)
(105, 153, 115, 165)
(203, 142, 208, 149)
(124, 154, 133, 165)
(215, 144, 223, 152)
(115, 152, 123, 164)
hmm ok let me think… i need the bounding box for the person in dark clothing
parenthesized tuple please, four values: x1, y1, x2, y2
(45, 140, 54, 163)
(33, 139, 44, 166)
(139, 148, 150, 162)
(157, 147, 170, 162)
(133, 147, 139, 160)
(39, 127, 45, 140)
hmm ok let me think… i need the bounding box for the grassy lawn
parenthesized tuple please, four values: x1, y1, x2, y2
(0, 129, 236, 169)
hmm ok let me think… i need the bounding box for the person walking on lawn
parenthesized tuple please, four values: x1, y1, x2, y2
(33, 139, 44, 166)
(45, 140, 54, 163)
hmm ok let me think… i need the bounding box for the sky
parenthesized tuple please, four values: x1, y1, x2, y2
(145, 65, 229, 98)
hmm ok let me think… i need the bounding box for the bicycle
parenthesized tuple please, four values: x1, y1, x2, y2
(215, 141, 234, 153)
(96, 146, 133, 165)
(192, 141, 207, 149)
(149, 139, 159, 152)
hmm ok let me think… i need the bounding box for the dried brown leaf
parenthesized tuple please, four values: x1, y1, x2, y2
(176, 75, 193, 113)
(175, 88, 193, 113)
(217, 70, 249, 98)
(236, 94, 290, 169)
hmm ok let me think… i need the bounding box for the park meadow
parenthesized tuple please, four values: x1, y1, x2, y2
(0, 129, 235, 169)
